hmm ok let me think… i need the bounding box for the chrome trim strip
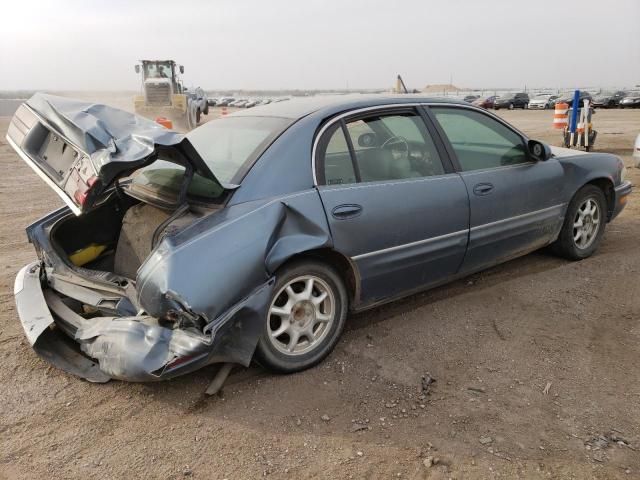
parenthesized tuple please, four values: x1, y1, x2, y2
(6, 135, 82, 215)
(352, 228, 468, 261)
(350, 203, 565, 261)
(615, 181, 632, 192)
(311, 101, 529, 186)
(319, 172, 459, 192)
(458, 161, 537, 176)
(469, 203, 565, 232)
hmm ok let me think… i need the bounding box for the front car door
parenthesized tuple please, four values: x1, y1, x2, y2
(427, 105, 565, 274)
(315, 106, 470, 306)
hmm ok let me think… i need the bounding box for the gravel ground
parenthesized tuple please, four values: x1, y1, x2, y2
(0, 106, 639, 479)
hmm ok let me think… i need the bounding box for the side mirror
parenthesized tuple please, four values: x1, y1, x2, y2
(528, 139, 552, 161)
(179, 65, 184, 74)
(134, 65, 140, 74)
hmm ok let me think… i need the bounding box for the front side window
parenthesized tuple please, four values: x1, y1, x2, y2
(319, 110, 445, 185)
(432, 107, 528, 171)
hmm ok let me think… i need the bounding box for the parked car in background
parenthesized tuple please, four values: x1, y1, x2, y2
(528, 94, 559, 110)
(620, 91, 640, 109)
(244, 99, 259, 108)
(556, 91, 593, 108)
(472, 95, 498, 109)
(592, 90, 627, 108)
(463, 95, 480, 103)
(634, 133, 640, 167)
(230, 99, 248, 108)
(494, 92, 529, 110)
(207, 98, 217, 107)
(6, 93, 631, 383)
(216, 97, 235, 107)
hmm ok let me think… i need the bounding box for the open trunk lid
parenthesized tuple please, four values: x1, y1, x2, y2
(6, 93, 235, 215)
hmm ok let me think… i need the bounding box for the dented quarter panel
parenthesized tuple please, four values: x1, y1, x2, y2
(136, 189, 332, 323)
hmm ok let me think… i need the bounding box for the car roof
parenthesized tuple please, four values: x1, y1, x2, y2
(229, 94, 467, 120)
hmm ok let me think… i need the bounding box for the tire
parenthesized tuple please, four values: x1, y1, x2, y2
(551, 185, 607, 260)
(508, 103, 514, 110)
(255, 260, 348, 373)
(196, 108, 201, 124)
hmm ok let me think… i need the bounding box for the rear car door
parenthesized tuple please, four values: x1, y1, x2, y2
(428, 105, 565, 273)
(315, 107, 470, 305)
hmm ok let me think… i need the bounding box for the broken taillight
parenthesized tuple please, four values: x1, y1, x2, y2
(73, 175, 98, 206)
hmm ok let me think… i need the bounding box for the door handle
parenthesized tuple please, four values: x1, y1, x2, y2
(331, 204, 363, 219)
(473, 183, 494, 196)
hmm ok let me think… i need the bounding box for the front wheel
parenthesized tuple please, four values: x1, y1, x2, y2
(255, 261, 348, 373)
(508, 103, 514, 110)
(551, 185, 607, 260)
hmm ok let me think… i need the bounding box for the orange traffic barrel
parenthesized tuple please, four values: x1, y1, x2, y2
(553, 102, 569, 129)
(155, 116, 173, 129)
(221, 106, 228, 116)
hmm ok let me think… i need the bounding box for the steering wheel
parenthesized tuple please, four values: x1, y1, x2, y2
(381, 136, 410, 161)
(381, 135, 409, 150)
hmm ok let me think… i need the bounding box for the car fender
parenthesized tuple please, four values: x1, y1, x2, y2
(551, 147, 622, 212)
(136, 189, 332, 329)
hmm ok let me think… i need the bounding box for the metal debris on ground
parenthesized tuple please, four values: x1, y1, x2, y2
(585, 432, 634, 451)
(543, 382, 552, 395)
(421, 374, 436, 395)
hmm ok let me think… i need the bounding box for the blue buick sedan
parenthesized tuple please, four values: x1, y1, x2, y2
(7, 94, 631, 383)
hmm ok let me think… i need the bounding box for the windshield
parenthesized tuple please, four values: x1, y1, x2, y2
(186, 116, 290, 184)
(533, 94, 551, 100)
(143, 62, 173, 80)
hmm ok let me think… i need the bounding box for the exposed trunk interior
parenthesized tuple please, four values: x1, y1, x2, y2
(50, 191, 204, 279)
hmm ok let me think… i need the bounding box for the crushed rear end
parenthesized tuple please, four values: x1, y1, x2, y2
(7, 94, 263, 382)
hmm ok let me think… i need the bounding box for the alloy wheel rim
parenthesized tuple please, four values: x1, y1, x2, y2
(267, 275, 335, 356)
(573, 197, 600, 249)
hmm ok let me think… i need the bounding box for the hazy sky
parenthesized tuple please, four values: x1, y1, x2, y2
(1, 0, 639, 91)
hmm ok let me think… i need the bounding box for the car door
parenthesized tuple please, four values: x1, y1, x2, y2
(315, 107, 470, 305)
(427, 105, 565, 274)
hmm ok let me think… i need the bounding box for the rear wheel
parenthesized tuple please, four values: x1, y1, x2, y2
(551, 185, 607, 260)
(255, 261, 348, 373)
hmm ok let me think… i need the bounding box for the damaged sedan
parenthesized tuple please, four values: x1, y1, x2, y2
(7, 94, 631, 384)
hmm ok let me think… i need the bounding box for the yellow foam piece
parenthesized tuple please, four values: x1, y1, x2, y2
(69, 244, 107, 267)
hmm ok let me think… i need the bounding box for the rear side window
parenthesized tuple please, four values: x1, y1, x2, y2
(317, 123, 357, 185)
(432, 107, 528, 171)
(318, 110, 445, 185)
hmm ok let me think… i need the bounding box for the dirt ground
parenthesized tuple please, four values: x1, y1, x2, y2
(1, 105, 639, 480)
